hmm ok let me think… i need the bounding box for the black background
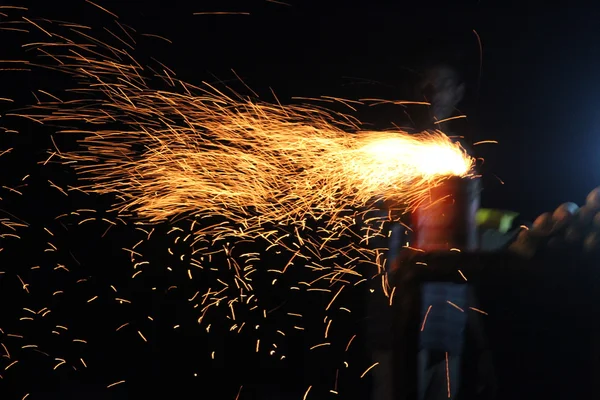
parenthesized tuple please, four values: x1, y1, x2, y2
(1, 1, 600, 399)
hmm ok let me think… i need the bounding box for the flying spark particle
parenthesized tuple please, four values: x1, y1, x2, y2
(137, 331, 147, 342)
(360, 362, 379, 378)
(303, 386, 312, 400)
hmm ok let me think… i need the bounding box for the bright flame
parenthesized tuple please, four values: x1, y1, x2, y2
(0, 7, 475, 344)
(10, 83, 473, 228)
(347, 132, 472, 199)
(0, 8, 474, 228)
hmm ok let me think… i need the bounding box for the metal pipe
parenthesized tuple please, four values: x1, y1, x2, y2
(392, 177, 489, 400)
(411, 177, 481, 252)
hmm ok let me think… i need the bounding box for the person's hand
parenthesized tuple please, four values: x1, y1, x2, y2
(508, 186, 600, 258)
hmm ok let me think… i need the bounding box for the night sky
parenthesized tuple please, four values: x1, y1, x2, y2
(1, 1, 600, 399)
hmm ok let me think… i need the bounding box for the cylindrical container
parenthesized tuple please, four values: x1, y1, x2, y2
(411, 177, 481, 252)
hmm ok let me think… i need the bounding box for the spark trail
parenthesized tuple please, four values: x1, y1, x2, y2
(0, 1, 474, 347)
(1, 9, 473, 229)
(0, 5, 474, 396)
(26, 80, 472, 226)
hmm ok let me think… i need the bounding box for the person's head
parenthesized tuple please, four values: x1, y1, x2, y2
(419, 64, 466, 121)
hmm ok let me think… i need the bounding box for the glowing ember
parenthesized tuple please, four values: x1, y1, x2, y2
(0, 13, 473, 231)
(0, 4, 475, 347)
(10, 70, 473, 229)
(0, 6, 475, 395)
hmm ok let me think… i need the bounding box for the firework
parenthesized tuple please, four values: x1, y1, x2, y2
(0, 12, 472, 229)
(0, 0, 475, 348)
(25, 87, 473, 227)
(0, 6, 475, 298)
(0, 5, 474, 397)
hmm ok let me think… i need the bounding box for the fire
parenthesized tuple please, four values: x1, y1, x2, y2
(346, 131, 473, 205)
(0, 8, 474, 231)
(0, 6, 475, 365)
(12, 80, 473, 229)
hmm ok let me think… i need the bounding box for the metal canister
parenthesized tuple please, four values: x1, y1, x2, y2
(411, 176, 481, 252)
(392, 177, 485, 400)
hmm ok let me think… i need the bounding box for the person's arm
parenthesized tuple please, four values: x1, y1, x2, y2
(509, 188, 600, 258)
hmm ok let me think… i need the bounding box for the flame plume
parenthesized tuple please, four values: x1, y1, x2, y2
(0, 7, 474, 336)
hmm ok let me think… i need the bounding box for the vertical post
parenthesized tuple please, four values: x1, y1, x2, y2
(392, 177, 482, 400)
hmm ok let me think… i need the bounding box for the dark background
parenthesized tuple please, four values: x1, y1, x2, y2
(1, 0, 599, 399)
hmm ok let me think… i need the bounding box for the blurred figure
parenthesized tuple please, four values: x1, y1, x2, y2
(365, 55, 600, 399)
(365, 62, 470, 400)
(419, 64, 466, 128)
(366, 60, 476, 400)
